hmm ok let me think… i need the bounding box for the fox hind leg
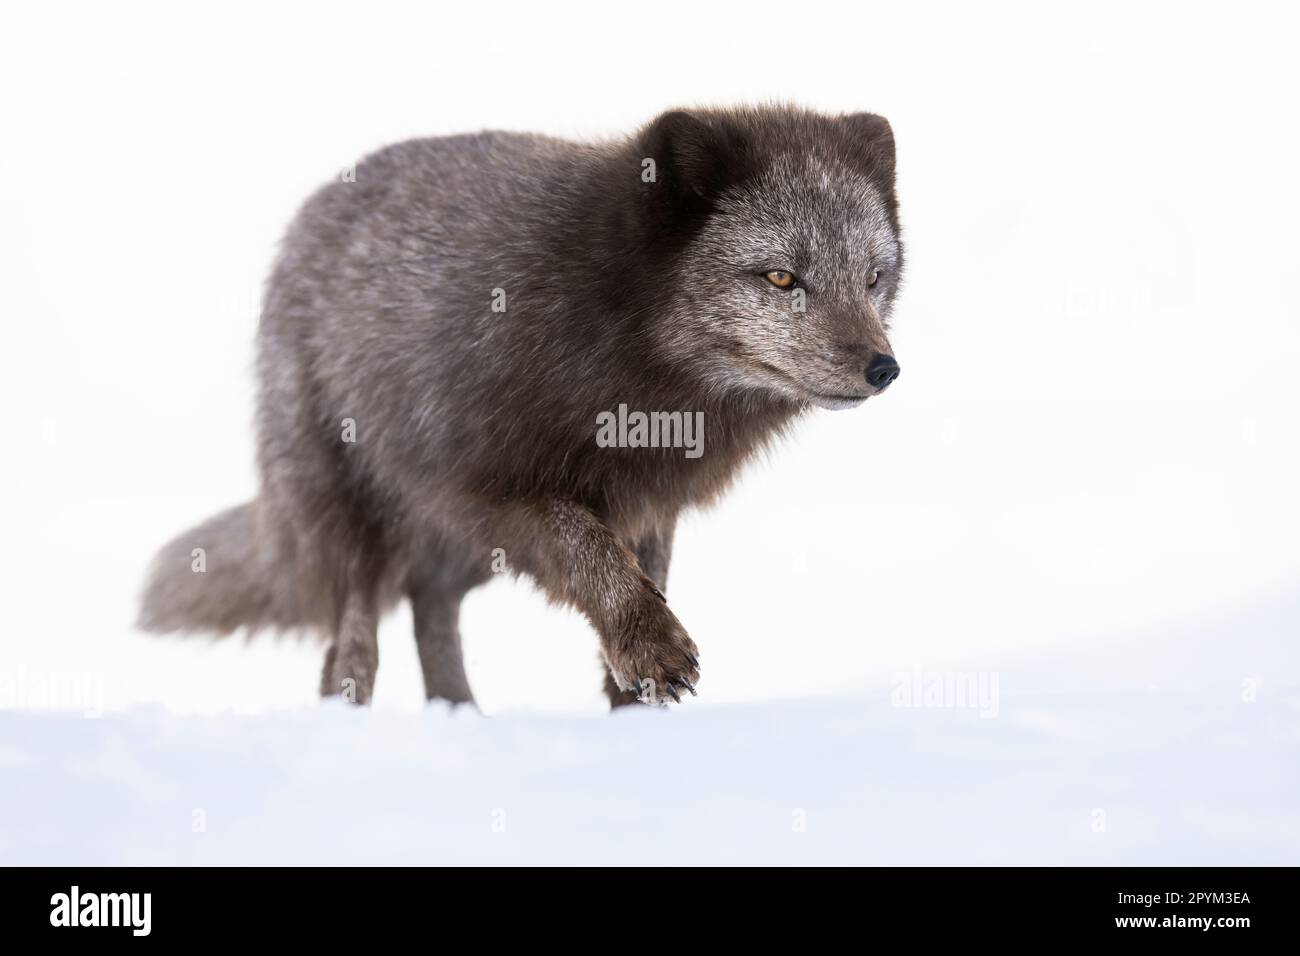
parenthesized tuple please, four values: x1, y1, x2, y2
(409, 583, 477, 705)
(406, 532, 489, 706)
(320, 591, 380, 704)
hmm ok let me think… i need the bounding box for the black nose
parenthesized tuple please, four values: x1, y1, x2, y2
(865, 353, 901, 390)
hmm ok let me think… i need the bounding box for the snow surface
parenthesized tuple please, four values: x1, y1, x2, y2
(4, 595, 1296, 866)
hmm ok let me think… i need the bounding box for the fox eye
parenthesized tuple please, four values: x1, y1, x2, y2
(867, 269, 880, 288)
(765, 270, 797, 289)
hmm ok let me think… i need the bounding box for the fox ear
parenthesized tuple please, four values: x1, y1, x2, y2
(641, 110, 750, 201)
(842, 112, 896, 190)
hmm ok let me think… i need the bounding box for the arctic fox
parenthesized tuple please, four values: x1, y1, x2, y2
(139, 106, 905, 708)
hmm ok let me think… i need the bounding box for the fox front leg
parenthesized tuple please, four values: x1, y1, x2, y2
(633, 521, 675, 595)
(479, 498, 699, 705)
(602, 523, 684, 708)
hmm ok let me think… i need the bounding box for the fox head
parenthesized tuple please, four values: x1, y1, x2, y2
(637, 106, 903, 409)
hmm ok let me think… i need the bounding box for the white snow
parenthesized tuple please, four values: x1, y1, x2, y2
(3, 595, 1296, 865)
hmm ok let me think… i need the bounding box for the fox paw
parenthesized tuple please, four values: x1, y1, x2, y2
(606, 594, 700, 705)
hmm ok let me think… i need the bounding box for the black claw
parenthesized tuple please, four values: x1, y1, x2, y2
(650, 584, 667, 603)
(689, 653, 700, 669)
(679, 677, 697, 696)
(665, 681, 681, 703)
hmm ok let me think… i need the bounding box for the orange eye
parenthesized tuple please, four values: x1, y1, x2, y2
(765, 270, 796, 288)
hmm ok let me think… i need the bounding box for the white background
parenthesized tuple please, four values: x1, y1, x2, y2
(1, 0, 1297, 720)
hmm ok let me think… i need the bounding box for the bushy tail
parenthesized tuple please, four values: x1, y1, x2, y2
(138, 501, 296, 635)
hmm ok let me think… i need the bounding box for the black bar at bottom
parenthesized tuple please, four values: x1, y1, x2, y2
(0, 866, 1291, 942)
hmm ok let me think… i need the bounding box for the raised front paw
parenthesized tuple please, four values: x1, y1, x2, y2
(606, 592, 700, 705)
